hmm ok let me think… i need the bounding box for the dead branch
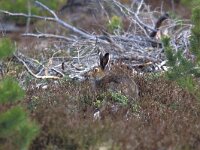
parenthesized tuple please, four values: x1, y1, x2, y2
(111, 0, 157, 33)
(14, 52, 62, 79)
(22, 33, 75, 42)
(0, 1, 94, 39)
(0, 0, 191, 80)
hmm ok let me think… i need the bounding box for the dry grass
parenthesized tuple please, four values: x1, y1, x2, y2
(1, 57, 200, 150)
(17, 74, 200, 150)
(1, 1, 199, 149)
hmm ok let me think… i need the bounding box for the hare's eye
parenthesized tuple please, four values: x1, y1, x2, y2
(94, 68, 99, 72)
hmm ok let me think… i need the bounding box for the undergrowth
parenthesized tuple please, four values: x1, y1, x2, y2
(14, 74, 200, 150)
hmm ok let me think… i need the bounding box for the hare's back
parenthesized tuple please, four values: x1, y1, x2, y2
(99, 74, 139, 100)
(115, 76, 139, 100)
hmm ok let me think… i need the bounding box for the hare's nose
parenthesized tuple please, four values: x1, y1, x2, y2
(87, 71, 94, 77)
(83, 71, 92, 80)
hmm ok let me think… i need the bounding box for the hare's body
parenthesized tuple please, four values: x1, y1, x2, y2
(85, 53, 139, 100)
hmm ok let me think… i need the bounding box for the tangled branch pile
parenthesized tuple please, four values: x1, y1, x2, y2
(0, 0, 191, 80)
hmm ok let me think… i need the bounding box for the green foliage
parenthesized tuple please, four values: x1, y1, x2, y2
(181, 0, 200, 8)
(0, 78, 25, 103)
(111, 92, 128, 106)
(0, 107, 26, 136)
(93, 99, 102, 108)
(163, 7, 200, 98)
(131, 101, 141, 113)
(38, 0, 65, 10)
(0, 38, 39, 149)
(0, 38, 14, 59)
(163, 36, 198, 94)
(94, 92, 128, 107)
(107, 15, 123, 33)
(190, 7, 200, 62)
(0, 0, 65, 12)
(162, 37, 176, 67)
(0, 107, 39, 150)
(15, 117, 39, 150)
(0, 0, 65, 24)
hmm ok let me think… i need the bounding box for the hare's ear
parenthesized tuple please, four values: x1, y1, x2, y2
(100, 53, 109, 70)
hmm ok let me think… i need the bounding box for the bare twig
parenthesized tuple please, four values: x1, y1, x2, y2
(0, 0, 191, 79)
(35, 1, 95, 39)
(22, 33, 75, 42)
(14, 53, 60, 79)
(0, 10, 55, 21)
(111, 0, 157, 32)
(0, 3, 94, 39)
(136, 0, 144, 15)
(25, 0, 31, 33)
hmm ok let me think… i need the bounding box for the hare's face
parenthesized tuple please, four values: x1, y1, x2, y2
(87, 66, 106, 81)
(85, 53, 109, 81)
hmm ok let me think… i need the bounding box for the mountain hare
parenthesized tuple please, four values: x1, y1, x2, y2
(85, 53, 139, 100)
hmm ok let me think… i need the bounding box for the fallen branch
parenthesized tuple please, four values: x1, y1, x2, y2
(111, 0, 157, 33)
(0, 0, 190, 80)
(22, 33, 75, 42)
(0, 2, 94, 39)
(14, 52, 61, 79)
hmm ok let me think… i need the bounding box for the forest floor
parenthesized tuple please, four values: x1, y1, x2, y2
(1, 1, 200, 150)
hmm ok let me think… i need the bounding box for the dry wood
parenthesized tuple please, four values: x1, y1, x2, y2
(0, 0, 191, 79)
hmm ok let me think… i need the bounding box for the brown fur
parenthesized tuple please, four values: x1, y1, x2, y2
(85, 53, 139, 100)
